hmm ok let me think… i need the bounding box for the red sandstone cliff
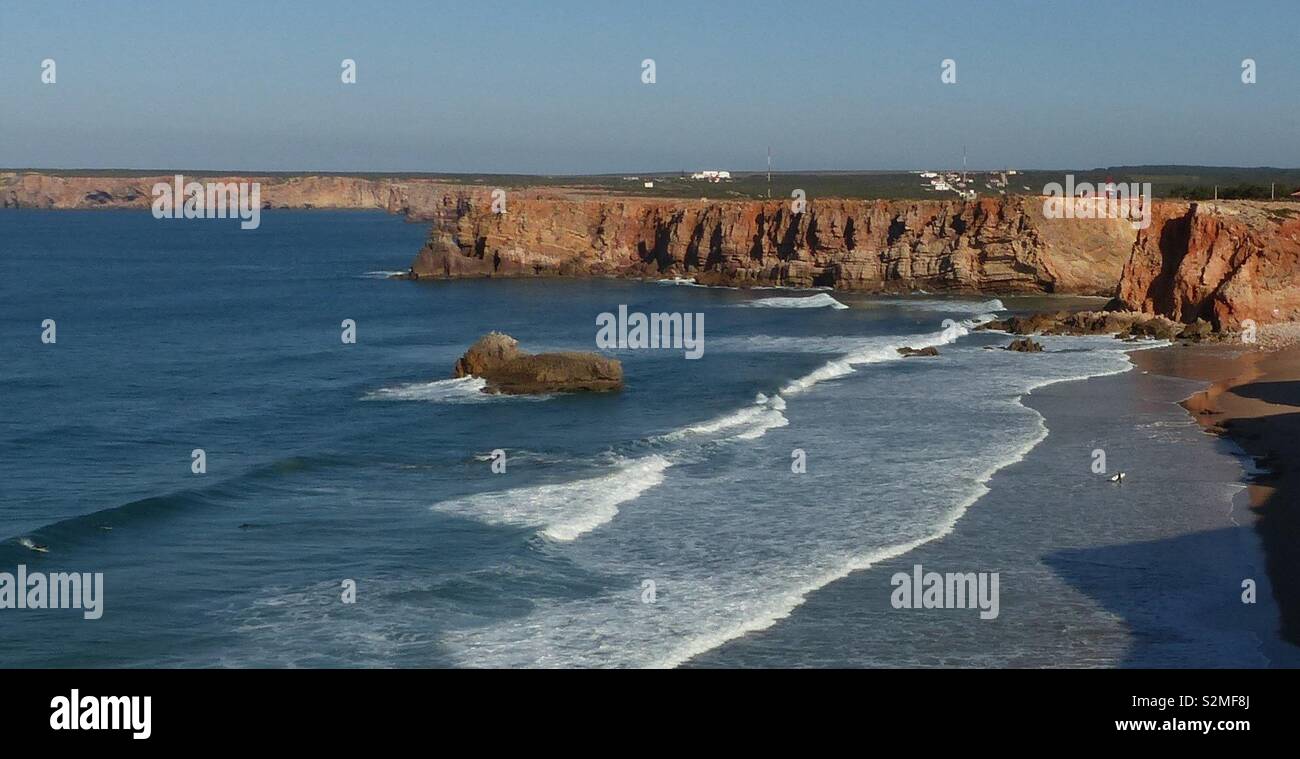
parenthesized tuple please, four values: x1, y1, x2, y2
(7, 170, 1298, 327)
(409, 191, 1136, 295)
(410, 189, 1300, 325)
(1117, 202, 1300, 329)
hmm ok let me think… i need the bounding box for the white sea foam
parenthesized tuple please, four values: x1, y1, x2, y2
(778, 317, 989, 396)
(655, 278, 834, 293)
(657, 393, 789, 443)
(647, 342, 1145, 668)
(706, 334, 875, 353)
(649, 534, 966, 669)
(652, 442, 1048, 669)
(361, 376, 552, 403)
(880, 297, 1006, 313)
(435, 332, 1157, 669)
(230, 339, 1263, 670)
(750, 285, 833, 292)
(430, 455, 671, 541)
(252, 315, 1255, 670)
(736, 293, 849, 310)
(427, 393, 788, 547)
(359, 270, 407, 279)
(363, 311, 1163, 671)
(362, 376, 492, 402)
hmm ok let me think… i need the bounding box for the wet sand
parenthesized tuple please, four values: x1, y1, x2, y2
(692, 342, 1293, 667)
(1133, 343, 1300, 648)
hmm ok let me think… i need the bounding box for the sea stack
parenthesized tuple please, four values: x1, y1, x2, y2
(453, 332, 623, 395)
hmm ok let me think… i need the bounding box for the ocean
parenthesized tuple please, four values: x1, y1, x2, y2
(0, 209, 1287, 667)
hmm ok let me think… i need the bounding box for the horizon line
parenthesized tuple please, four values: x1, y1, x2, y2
(6, 163, 1300, 177)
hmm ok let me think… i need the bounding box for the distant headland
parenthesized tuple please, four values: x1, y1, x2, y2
(5, 167, 1298, 332)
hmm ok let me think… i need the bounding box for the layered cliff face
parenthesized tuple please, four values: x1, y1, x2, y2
(8, 170, 1298, 328)
(1117, 202, 1300, 329)
(0, 171, 456, 214)
(409, 192, 1137, 295)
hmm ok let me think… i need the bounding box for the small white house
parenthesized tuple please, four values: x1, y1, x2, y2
(644, 181, 655, 189)
(690, 170, 732, 182)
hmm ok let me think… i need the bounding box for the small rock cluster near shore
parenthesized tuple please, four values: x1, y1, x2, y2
(978, 309, 1226, 343)
(1004, 337, 1044, 352)
(453, 332, 623, 395)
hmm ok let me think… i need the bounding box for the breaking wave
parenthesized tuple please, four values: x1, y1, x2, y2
(362, 376, 552, 403)
(736, 293, 849, 310)
(780, 317, 990, 396)
(883, 297, 1006, 313)
(431, 455, 672, 542)
(656, 393, 789, 443)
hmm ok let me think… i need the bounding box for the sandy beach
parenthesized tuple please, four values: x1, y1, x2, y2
(1133, 340, 1300, 648)
(681, 328, 1296, 667)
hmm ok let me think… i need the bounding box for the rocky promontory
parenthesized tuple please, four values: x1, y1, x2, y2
(8, 170, 1300, 332)
(406, 188, 1300, 332)
(0, 171, 472, 217)
(408, 193, 1134, 295)
(453, 332, 623, 395)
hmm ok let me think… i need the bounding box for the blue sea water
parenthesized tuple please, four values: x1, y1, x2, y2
(0, 209, 1284, 667)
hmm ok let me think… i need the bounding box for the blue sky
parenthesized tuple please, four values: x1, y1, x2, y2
(1, 0, 1297, 173)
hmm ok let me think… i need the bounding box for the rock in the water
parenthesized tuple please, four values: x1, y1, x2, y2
(897, 346, 939, 357)
(978, 311, 1070, 335)
(454, 332, 523, 377)
(1005, 337, 1044, 353)
(453, 332, 623, 394)
(979, 309, 1193, 341)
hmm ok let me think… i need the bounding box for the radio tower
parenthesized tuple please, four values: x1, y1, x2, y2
(962, 145, 967, 184)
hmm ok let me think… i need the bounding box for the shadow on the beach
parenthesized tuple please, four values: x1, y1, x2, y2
(1043, 525, 1281, 667)
(1229, 380, 1300, 408)
(1210, 407, 1300, 649)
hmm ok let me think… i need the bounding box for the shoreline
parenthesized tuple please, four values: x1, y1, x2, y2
(689, 338, 1293, 667)
(1131, 342, 1300, 648)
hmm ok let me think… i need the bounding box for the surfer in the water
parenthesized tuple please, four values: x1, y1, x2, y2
(19, 538, 49, 553)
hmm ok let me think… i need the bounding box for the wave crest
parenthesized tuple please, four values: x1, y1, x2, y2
(780, 317, 989, 395)
(431, 455, 672, 541)
(362, 376, 551, 403)
(657, 393, 789, 443)
(737, 293, 849, 310)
